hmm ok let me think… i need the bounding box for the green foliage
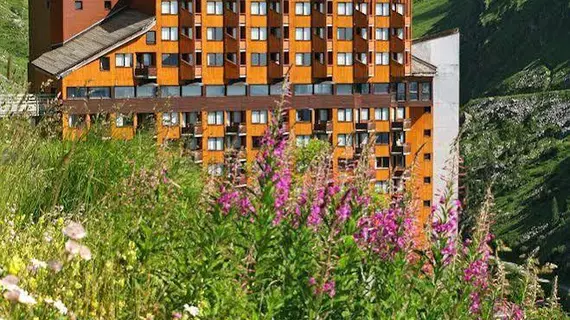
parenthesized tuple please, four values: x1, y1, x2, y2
(552, 197, 560, 226)
(293, 138, 331, 173)
(0, 0, 28, 82)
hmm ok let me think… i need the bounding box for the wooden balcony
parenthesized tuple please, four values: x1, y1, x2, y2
(224, 60, 240, 80)
(181, 123, 203, 136)
(355, 122, 375, 132)
(391, 143, 411, 155)
(190, 150, 203, 163)
(313, 121, 333, 133)
(390, 10, 405, 27)
(134, 66, 157, 79)
(225, 123, 246, 135)
(391, 118, 411, 131)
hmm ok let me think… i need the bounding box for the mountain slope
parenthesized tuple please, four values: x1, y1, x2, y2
(0, 0, 28, 83)
(413, 0, 570, 102)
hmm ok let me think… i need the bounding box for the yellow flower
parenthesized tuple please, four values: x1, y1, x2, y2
(8, 256, 25, 275)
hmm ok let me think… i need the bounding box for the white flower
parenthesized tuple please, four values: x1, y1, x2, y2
(183, 304, 199, 317)
(17, 290, 37, 305)
(0, 275, 19, 291)
(62, 221, 87, 240)
(29, 258, 48, 273)
(65, 240, 92, 261)
(47, 260, 63, 273)
(45, 298, 68, 315)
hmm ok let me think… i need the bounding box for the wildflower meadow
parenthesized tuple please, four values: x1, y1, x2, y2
(0, 90, 567, 319)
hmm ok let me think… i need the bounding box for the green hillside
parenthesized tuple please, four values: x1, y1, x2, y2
(413, 0, 570, 102)
(0, 0, 28, 83)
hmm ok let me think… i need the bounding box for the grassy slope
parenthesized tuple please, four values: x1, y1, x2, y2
(0, 0, 28, 82)
(413, 0, 570, 102)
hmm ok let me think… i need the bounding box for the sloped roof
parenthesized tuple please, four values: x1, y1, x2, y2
(32, 9, 156, 78)
(411, 55, 437, 76)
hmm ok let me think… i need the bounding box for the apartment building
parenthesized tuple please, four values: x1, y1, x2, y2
(29, 0, 459, 223)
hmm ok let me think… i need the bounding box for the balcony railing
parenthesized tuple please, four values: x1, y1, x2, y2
(391, 118, 411, 131)
(181, 124, 203, 136)
(355, 122, 375, 132)
(391, 143, 411, 155)
(134, 66, 157, 79)
(313, 121, 333, 133)
(225, 123, 246, 135)
(190, 150, 203, 163)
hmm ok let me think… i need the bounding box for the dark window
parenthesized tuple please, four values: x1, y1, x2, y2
(283, 51, 290, 65)
(240, 51, 246, 65)
(250, 85, 269, 96)
(353, 83, 369, 94)
(327, 51, 333, 65)
(114, 86, 135, 98)
(195, 52, 202, 65)
(397, 83, 406, 101)
(296, 109, 312, 122)
(104, 1, 112, 10)
(372, 83, 389, 94)
(89, 87, 111, 98)
(424, 106, 431, 113)
(424, 129, 431, 137)
(74, 1, 83, 10)
(252, 136, 263, 149)
(146, 31, 156, 44)
(283, 0, 289, 13)
(424, 153, 431, 161)
(409, 81, 418, 101)
(326, 0, 332, 13)
(294, 84, 312, 95)
(239, 0, 246, 12)
(424, 177, 431, 184)
(99, 57, 110, 71)
(240, 26, 246, 40)
(336, 84, 352, 95)
(327, 26, 333, 39)
(421, 82, 431, 101)
(283, 26, 289, 39)
(67, 87, 87, 99)
(423, 200, 431, 208)
(162, 54, 179, 67)
(376, 157, 389, 168)
(196, 26, 202, 39)
(195, 0, 201, 12)
(375, 132, 389, 144)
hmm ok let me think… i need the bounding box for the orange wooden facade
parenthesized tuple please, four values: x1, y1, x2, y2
(30, 0, 434, 222)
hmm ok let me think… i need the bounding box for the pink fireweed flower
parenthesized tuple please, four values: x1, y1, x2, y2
(430, 197, 461, 265)
(469, 292, 481, 314)
(494, 300, 524, 320)
(322, 280, 336, 298)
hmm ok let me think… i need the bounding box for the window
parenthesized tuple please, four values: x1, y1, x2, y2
(68, 114, 86, 128)
(336, 84, 352, 95)
(375, 132, 389, 144)
(206, 27, 223, 40)
(89, 87, 111, 98)
(295, 53, 311, 66)
(115, 113, 134, 127)
(355, 52, 367, 64)
(162, 54, 178, 67)
(337, 2, 352, 15)
(208, 137, 224, 151)
(270, 52, 280, 64)
(393, 3, 404, 15)
(270, 27, 282, 38)
(375, 28, 388, 40)
(104, 1, 112, 10)
(295, 2, 310, 15)
(393, 52, 404, 64)
(337, 27, 353, 40)
(375, 157, 389, 169)
(207, 111, 224, 125)
(181, 27, 193, 38)
(182, 84, 202, 96)
(136, 85, 157, 97)
(373, 83, 389, 94)
(269, 0, 280, 12)
(74, 1, 83, 10)
(396, 106, 405, 119)
(251, 1, 267, 14)
(208, 164, 224, 176)
(375, 181, 388, 193)
(227, 84, 246, 96)
(375, 3, 389, 16)
(357, 27, 367, 40)
(354, 83, 370, 94)
(295, 27, 311, 40)
(99, 57, 110, 71)
(251, 53, 267, 66)
(409, 82, 418, 101)
(250, 85, 269, 96)
(337, 53, 353, 66)
(375, 52, 389, 65)
(424, 129, 432, 137)
(146, 31, 156, 44)
(161, 86, 181, 97)
(313, 83, 333, 95)
(162, 1, 179, 14)
(162, 27, 179, 41)
(226, 0, 237, 12)
(251, 110, 268, 124)
(270, 83, 283, 95)
(294, 84, 313, 95)
(355, 2, 367, 13)
(423, 200, 431, 208)
(296, 135, 311, 147)
(337, 134, 352, 147)
(252, 136, 264, 148)
(162, 112, 179, 126)
(375, 107, 389, 120)
(207, 53, 223, 66)
(424, 177, 431, 184)
(114, 86, 135, 98)
(181, 0, 193, 12)
(359, 108, 369, 121)
(337, 108, 353, 122)
(314, 52, 325, 64)
(424, 106, 432, 114)
(206, 85, 225, 96)
(206, 1, 223, 14)
(115, 53, 133, 67)
(424, 153, 432, 161)
(296, 109, 312, 122)
(251, 27, 267, 40)
(67, 87, 87, 99)
(182, 53, 194, 64)
(313, 1, 324, 13)
(314, 27, 325, 39)
(421, 82, 431, 101)
(397, 83, 406, 101)
(394, 27, 404, 40)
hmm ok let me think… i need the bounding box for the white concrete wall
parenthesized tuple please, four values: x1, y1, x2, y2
(412, 32, 460, 201)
